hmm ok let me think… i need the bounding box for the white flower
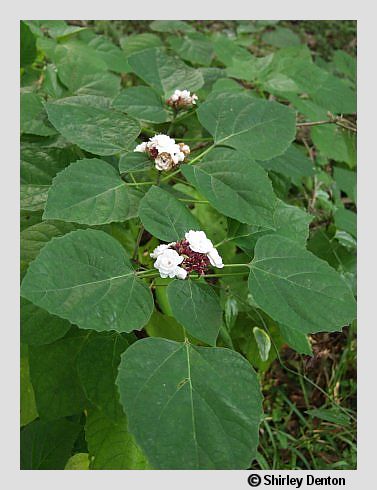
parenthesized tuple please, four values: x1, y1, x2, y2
(167, 89, 198, 107)
(208, 248, 224, 268)
(154, 249, 184, 279)
(148, 134, 176, 154)
(150, 244, 171, 259)
(175, 266, 188, 280)
(134, 142, 147, 152)
(185, 230, 214, 254)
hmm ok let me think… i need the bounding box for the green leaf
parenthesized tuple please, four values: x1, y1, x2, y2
(21, 220, 80, 275)
(182, 148, 277, 227)
(77, 332, 129, 419)
(145, 311, 186, 342)
(21, 136, 80, 213)
(333, 167, 356, 202)
(229, 199, 312, 254)
(262, 27, 301, 47)
(333, 50, 356, 83)
(54, 39, 121, 97)
(197, 92, 296, 160)
(20, 21, 37, 67)
(21, 418, 81, 469)
(20, 93, 57, 137)
(65, 453, 90, 470)
(116, 337, 263, 469)
(167, 280, 222, 345)
(21, 230, 154, 332)
(88, 35, 130, 73)
(120, 33, 162, 57)
(258, 144, 314, 181)
(139, 186, 200, 241)
(311, 125, 356, 167)
(20, 344, 38, 426)
(85, 410, 149, 469)
(21, 298, 71, 345)
(252, 327, 271, 362)
(150, 20, 195, 33)
(168, 33, 214, 66)
(334, 208, 356, 237)
(249, 235, 356, 333)
(43, 158, 130, 225)
(119, 152, 152, 174)
(29, 330, 88, 419)
(112, 86, 171, 123)
(45, 97, 140, 155)
(278, 323, 313, 356)
(128, 48, 204, 97)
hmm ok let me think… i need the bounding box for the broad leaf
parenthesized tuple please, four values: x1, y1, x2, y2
(168, 33, 214, 66)
(21, 419, 81, 469)
(21, 220, 80, 275)
(128, 48, 204, 97)
(85, 410, 149, 469)
(21, 298, 71, 345)
(21, 229, 154, 332)
(258, 144, 314, 181)
(88, 35, 130, 73)
(116, 337, 263, 469)
(167, 279, 222, 345)
(197, 92, 296, 160)
(21, 136, 80, 211)
(249, 235, 356, 333)
(65, 453, 90, 470)
(20, 21, 37, 67)
(54, 39, 120, 97)
(29, 330, 88, 419)
(139, 186, 200, 241)
(77, 332, 129, 419)
(45, 97, 140, 155)
(43, 158, 130, 225)
(229, 199, 312, 254)
(112, 86, 171, 123)
(333, 167, 356, 202)
(119, 152, 152, 174)
(182, 148, 277, 227)
(278, 323, 313, 356)
(334, 208, 356, 237)
(20, 93, 57, 137)
(120, 33, 162, 57)
(20, 344, 38, 426)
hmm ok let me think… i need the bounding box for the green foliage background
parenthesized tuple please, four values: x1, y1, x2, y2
(20, 19, 356, 470)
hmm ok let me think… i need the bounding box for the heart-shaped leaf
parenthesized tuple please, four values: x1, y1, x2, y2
(249, 235, 356, 333)
(21, 229, 154, 332)
(138, 186, 200, 242)
(116, 337, 263, 469)
(167, 279, 222, 345)
(197, 92, 296, 160)
(43, 158, 130, 225)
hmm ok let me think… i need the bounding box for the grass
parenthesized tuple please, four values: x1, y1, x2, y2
(252, 323, 357, 469)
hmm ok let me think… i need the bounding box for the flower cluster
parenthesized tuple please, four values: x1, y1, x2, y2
(166, 89, 198, 109)
(134, 134, 190, 171)
(150, 230, 224, 280)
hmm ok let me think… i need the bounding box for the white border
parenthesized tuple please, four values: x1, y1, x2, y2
(1, 1, 376, 488)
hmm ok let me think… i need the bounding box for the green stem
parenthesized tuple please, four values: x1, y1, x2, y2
(188, 143, 216, 165)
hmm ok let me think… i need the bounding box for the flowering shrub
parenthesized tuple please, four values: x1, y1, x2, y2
(20, 20, 356, 470)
